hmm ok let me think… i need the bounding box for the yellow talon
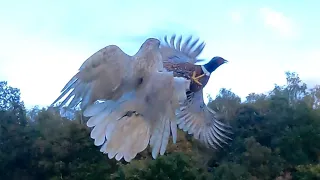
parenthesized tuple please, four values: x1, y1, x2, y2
(192, 71, 205, 86)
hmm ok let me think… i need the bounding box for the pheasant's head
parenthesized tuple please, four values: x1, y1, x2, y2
(202, 56, 228, 75)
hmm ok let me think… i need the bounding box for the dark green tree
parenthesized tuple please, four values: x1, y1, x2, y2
(1, 71, 320, 180)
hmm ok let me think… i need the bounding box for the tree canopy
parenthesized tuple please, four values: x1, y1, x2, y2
(1, 71, 320, 180)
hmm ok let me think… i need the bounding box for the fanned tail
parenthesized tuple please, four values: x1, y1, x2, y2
(100, 115, 151, 162)
(84, 96, 154, 162)
(84, 91, 180, 162)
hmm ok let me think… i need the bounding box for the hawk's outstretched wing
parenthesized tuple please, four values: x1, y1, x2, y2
(51, 45, 133, 110)
(51, 38, 161, 111)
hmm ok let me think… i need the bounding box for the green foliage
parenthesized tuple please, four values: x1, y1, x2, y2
(294, 164, 320, 180)
(1, 71, 320, 180)
(211, 162, 251, 180)
(112, 153, 212, 180)
(1, 107, 120, 180)
(0, 81, 24, 111)
(208, 88, 241, 121)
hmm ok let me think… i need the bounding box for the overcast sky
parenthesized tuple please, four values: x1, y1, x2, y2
(0, 0, 319, 108)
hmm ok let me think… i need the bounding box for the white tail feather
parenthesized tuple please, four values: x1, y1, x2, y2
(100, 115, 150, 162)
(150, 116, 172, 159)
(85, 97, 153, 162)
(170, 121, 177, 143)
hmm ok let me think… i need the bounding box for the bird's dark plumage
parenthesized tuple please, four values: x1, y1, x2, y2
(160, 36, 227, 93)
(159, 34, 232, 151)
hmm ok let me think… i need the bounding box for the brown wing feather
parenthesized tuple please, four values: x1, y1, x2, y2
(163, 61, 209, 92)
(51, 45, 133, 110)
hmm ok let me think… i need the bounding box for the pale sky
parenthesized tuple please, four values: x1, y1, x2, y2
(0, 0, 319, 108)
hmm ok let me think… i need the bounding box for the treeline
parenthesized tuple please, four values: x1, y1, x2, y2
(0, 72, 320, 180)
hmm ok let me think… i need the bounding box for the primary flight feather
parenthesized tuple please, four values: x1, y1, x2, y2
(51, 38, 164, 110)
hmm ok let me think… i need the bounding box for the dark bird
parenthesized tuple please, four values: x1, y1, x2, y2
(160, 35, 232, 150)
(160, 35, 228, 92)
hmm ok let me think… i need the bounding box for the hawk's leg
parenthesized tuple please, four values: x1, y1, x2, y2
(191, 71, 205, 86)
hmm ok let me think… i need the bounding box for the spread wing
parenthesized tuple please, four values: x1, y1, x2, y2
(51, 45, 133, 110)
(176, 90, 232, 149)
(160, 35, 206, 64)
(160, 35, 232, 149)
(83, 71, 190, 162)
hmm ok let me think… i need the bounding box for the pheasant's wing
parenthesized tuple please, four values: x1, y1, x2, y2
(83, 71, 190, 162)
(160, 35, 206, 64)
(51, 45, 133, 110)
(176, 90, 233, 149)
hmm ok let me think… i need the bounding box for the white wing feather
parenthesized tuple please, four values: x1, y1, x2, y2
(51, 45, 133, 110)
